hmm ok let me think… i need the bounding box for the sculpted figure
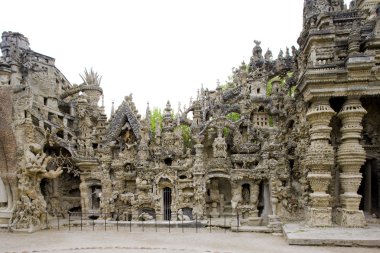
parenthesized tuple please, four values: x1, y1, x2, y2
(12, 144, 63, 230)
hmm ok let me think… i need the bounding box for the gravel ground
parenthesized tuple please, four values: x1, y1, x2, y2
(0, 228, 378, 253)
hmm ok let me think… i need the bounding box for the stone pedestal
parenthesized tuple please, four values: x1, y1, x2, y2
(336, 97, 367, 227)
(305, 98, 336, 227)
(267, 215, 282, 229)
(306, 207, 333, 227)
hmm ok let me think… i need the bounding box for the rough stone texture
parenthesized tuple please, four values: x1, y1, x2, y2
(0, 0, 380, 236)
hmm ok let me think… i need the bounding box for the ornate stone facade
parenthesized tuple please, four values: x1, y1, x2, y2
(0, 0, 380, 232)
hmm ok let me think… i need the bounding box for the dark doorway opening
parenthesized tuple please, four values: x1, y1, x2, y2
(359, 159, 380, 217)
(163, 187, 172, 220)
(242, 184, 250, 205)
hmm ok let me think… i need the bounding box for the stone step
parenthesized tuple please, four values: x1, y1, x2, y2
(283, 223, 380, 247)
(231, 225, 281, 233)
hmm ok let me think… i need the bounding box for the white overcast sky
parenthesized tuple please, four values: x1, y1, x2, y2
(2, 0, 352, 117)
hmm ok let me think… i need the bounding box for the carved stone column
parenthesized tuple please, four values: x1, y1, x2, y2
(305, 98, 336, 227)
(192, 143, 206, 219)
(336, 97, 367, 227)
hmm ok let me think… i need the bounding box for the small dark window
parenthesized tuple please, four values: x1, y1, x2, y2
(257, 88, 261, 94)
(57, 130, 64, 139)
(164, 158, 172, 166)
(44, 98, 48, 106)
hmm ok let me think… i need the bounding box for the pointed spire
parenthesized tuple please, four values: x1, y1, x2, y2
(100, 95, 105, 114)
(146, 102, 151, 121)
(146, 102, 151, 115)
(177, 102, 182, 118)
(111, 100, 115, 117)
(286, 47, 291, 59)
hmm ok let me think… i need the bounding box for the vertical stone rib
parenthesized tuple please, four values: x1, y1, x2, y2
(337, 97, 367, 227)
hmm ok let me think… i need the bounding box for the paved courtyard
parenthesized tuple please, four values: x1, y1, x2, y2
(0, 228, 379, 253)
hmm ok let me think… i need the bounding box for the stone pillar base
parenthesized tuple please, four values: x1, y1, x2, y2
(241, 217, 262, 226)
(267, 215, 282, 229)
(336, 208, 366, 227)
(306, 207, 332, 227)
(0, 210, 12, 225)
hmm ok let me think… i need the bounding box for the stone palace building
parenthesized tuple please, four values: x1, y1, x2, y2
(0, 0, 379, 231)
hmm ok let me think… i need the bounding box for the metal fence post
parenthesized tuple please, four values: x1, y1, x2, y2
(46, 212, 48, 229)
(80, 212, 83, 231)
(57, 213, 60, 231)
(224, 215, 226, 233)
(209, 215, 212, 233)
(117, 211, 119, 232)
(68, 212, 71, 231)
(168, 217, 171, 233)
(155, 215, 157, 232)
(237, 212, 239, 232)
(182, 213, 184, 233)
(93, 217, 95, 231)
(104, 212, 107, 232)
(195, 214, 198, 233)
(129, 217, 131, 232)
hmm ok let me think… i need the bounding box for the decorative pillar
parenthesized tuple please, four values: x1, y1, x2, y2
(192, 143, 206, 219)
(336, 97, 367, 227)
(305, 98, 336, 227)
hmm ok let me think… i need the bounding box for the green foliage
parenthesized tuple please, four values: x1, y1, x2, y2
(226, 112, 241, 122)
(224, 112, 241, 136)
(220, 81, 235, 91)
(269, 116, 274, 127)
(150, 108, 163, 136)
(178, 124, 192, 149)
(288, 85, 297, 97)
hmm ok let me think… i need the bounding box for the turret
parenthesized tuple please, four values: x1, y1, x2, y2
(0, 31, 30, 60)
(79, 68, 103, 106)
(162, 101, 173, 131)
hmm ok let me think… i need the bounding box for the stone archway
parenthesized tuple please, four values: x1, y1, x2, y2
(41, 145, 80, 216)
(206, 177, 232, 218)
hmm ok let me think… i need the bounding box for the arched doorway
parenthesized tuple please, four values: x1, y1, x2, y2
(242, 184, 250, 205)
(163, 187, 172, 220)
(206, 177, 232, 217)
(41, 145, 80, 215)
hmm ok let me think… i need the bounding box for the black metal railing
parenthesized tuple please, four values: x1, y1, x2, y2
(45, 211, 242, 233)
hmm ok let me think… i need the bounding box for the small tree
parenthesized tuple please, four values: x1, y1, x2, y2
(150, 108, 163, 138)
